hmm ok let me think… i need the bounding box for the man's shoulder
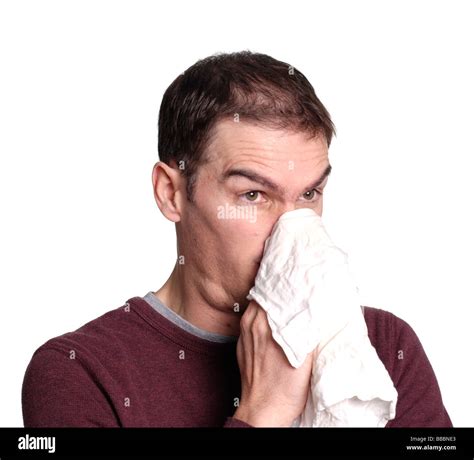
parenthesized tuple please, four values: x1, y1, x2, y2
(362, 305, 413, 341)
(361, 306, 420, 371)
(21, 297, 145, 427)
(362, 307, 452, 427)
(30, 296, 145, 362)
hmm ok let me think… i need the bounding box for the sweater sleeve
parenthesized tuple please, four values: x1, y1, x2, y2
(385, 315, 452, 427)
(22, 347, 120, 427)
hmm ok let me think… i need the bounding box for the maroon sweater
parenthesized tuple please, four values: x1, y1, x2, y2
(22, 295, 452, 427)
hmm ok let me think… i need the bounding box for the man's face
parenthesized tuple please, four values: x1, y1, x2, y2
(177, 119, 331, 311)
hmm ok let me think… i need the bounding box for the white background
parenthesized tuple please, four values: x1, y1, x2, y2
(1, 0, 473, 427)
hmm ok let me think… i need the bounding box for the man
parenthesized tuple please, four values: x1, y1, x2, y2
(22, 51, 452, 427)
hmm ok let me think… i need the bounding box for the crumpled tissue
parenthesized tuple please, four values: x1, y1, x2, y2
(247, 208, 398, 427)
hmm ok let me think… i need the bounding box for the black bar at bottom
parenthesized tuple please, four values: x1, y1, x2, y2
(0, 427, 472, 458)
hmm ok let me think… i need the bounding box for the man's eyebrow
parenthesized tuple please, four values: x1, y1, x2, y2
(304, 163, 332, 190)
(221, 163, 332, 194)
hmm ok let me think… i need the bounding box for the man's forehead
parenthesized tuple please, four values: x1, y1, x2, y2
(207, 120, 328, 168)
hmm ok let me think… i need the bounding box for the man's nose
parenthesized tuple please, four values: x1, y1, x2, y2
(273, 203, 322, 224)
(279, 203, 298, 216)
(266, 204, 298, 230)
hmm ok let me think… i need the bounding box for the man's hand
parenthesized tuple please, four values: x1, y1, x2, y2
(233, 300, 313, 427)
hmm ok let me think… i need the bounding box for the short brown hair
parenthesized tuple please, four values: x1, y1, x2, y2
(158, 51, 336, 201)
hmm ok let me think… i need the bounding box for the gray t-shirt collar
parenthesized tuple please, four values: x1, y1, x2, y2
(142, 291, 238, 344)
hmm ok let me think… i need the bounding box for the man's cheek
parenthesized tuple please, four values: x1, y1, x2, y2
(227, 219, 267, 244)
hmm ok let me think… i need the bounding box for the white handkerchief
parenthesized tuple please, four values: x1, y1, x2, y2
(247, 208, 398, 427)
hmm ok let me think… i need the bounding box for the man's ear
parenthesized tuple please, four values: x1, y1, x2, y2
(152, 161, 184, 223)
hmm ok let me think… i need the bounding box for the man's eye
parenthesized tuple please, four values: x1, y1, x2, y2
(242, 191, 261, 202)
(302, 189, 322, 201)
(239, 189, 321, 203)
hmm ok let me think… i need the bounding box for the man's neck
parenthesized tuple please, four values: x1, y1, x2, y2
(153, 265, 242, 337)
